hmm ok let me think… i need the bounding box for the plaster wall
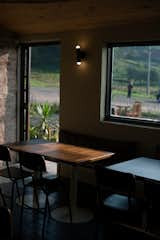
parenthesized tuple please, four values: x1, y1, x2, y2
(59, 22, 160, 158)
(54, 23, 160, 183)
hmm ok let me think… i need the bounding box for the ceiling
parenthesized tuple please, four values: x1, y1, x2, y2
(0, 0, 160, 38)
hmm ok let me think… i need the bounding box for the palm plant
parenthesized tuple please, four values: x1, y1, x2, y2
(36, 103, 52, 138)
(30, 102, 59, 141)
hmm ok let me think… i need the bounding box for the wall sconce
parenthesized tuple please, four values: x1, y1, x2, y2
(75, 45, 86, 65)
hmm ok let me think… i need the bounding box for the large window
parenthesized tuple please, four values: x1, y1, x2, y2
(104, 43, 160, 126)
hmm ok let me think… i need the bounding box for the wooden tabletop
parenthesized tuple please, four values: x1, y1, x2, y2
(9, 141, 114, 164)
(107, 157, 160, 182)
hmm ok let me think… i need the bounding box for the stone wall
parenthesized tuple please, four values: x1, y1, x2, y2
(0, 45, 17, 144)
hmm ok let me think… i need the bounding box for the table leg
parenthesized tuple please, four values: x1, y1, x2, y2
(51, 165, 94, 223)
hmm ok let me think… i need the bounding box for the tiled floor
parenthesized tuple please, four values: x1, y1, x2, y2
(1, 175, 160, 240)
(13, 209, 97, 240)
(1, 176, 98, 240)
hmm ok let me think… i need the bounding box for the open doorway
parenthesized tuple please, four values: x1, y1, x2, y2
(29, 43, 60, 142)
(19, 42, 61, 142)
(19, 42, 61, 174)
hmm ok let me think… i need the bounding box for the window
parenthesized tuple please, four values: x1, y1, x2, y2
(104, 43, 160, 126)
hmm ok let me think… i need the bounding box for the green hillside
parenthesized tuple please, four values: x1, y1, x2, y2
(30, 44, 61, 87)
(30, 44, 160, 90)
(112, 46, 160, 87)
(31, 44, 61, 73)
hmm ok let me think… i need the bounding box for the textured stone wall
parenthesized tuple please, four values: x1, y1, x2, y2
(0, 45, 17, 144)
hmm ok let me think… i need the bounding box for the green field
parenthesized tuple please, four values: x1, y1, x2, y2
(112, 87, 157, 101)
(30, 71, 60, 88)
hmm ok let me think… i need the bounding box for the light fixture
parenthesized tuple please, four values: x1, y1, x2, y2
(75, 45, 86, 65)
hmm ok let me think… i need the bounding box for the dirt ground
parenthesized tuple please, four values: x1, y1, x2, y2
(30, 87, 59, 104)
(30, 87, 160, 114)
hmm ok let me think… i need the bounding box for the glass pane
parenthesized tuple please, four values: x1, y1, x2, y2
(110, 45, 160, 122)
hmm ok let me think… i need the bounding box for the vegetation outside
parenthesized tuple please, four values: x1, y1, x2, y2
(30, 71, 59, 88)
(29, 44, 60, 141)
(30, 102, 59, 142)
(110, 45, 160, 121)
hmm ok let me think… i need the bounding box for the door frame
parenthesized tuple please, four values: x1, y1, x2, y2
(18, 41, 60, 141)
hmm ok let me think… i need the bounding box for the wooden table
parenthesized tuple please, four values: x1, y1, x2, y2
(9, 141, 114, 223)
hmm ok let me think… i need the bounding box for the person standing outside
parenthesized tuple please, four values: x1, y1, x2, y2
(127, 80, 133, 100)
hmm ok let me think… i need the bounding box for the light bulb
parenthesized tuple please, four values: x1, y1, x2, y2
(75, 45, 80, 49)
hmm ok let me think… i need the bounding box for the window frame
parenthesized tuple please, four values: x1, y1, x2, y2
(104, 41, 160, 128)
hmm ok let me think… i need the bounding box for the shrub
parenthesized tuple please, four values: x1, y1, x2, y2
(29, 102, 59, 142)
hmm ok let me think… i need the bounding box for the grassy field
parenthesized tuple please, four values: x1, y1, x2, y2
(30, 71, 60, 88)
(112, 87, 157, 101)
